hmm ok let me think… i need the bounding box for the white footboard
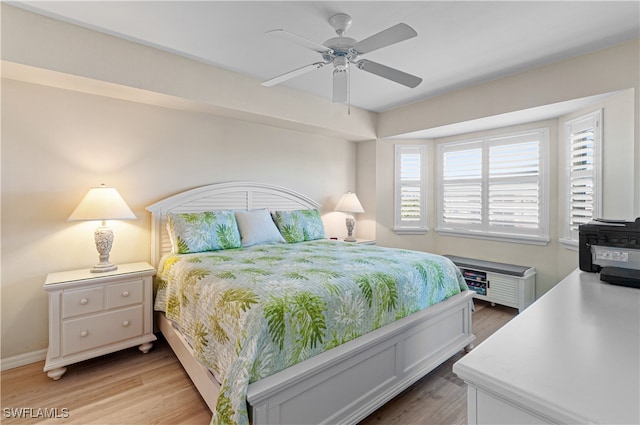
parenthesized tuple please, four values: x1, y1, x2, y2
(246, 289, 475, 425)
(157, 290, 474, 424)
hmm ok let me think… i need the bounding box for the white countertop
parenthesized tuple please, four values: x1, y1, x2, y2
(454, 269, 640, 424)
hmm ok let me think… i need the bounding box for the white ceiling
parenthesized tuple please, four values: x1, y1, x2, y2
(9, 1, 640, 114)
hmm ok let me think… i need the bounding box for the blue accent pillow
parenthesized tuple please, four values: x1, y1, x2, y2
(272, 209, 326, 243)
(167, 211, 241, 254)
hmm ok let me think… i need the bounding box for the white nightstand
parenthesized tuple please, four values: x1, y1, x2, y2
(43, 262, 157, 380)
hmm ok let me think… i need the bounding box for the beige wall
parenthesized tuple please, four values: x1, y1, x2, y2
(1, 79, 357, 359)
(355, 141, 377, 240)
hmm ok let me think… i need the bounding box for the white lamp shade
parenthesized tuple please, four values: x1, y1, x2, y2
(68, 185, 137, 222)
(335, 192, 365, 214)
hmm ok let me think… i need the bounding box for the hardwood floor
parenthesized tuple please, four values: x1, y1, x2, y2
(1, 301, 516, 425)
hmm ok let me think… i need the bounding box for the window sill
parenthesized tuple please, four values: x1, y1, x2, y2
(394, 227, 429, 235)
(436, 228, 550, 246)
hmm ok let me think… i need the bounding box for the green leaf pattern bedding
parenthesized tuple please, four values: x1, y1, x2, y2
(154, 240, 468, 425)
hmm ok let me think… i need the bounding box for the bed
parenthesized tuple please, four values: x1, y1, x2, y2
(146, 182, 475, 425)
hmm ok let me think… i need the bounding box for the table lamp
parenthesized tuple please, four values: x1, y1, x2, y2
(335, 192, 365, 242)
(68, 184, 137, 272)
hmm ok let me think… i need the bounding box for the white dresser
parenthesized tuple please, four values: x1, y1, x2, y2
(453, 269, 640, 424)
(43, 262, 157, 380)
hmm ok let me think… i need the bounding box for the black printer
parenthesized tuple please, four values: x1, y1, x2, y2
(579, 217, 640, 288)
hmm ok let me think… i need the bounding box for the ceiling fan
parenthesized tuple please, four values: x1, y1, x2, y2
(262, 13, 422, 103)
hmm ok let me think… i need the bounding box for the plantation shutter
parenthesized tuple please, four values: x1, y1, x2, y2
(441, 143, 483, 228)
(437, 128, 548, 243)
(488, 136, 540, 231)
(565, 111, 601, 241)
(395, 145, 426, 233)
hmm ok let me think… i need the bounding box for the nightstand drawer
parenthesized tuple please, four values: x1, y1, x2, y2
(106, 279, 143, 309)
(62, 287, 104, 318)
(62, 305, 143, 356)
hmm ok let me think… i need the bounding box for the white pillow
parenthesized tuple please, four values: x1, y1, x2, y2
(234, 209, 285, 247)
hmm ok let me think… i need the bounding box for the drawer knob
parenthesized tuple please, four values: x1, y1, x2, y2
(122, 320, 130, 327)
(80, 298, 89, 305)
(80, 330, 89, 337)
(122, 291, 129, 297)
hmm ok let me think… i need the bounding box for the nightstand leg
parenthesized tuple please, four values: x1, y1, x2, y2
(47, 367, 67, 380)
(138, 342, 153, 353)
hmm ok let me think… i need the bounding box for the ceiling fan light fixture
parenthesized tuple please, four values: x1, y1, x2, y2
(333, 67, 349, 103)
(333, 55, 349, 71)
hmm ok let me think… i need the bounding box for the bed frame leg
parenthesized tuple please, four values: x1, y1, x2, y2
(464, 343, 475, 352)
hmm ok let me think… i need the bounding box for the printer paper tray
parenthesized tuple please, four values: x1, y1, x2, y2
(600, 267, 640, 289)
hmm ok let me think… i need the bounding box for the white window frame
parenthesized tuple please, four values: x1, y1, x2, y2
(436, 128, 550, 245)
(394, 144, 427, 234)
(560, 110, 602, 249)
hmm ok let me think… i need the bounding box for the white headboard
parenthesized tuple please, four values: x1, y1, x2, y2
(145, 182, 321, 266)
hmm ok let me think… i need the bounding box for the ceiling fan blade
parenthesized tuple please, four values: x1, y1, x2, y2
(332, 70, 348, 103)
(357, 60, 422, 88)
(262, 62, 325, 87)
(353, 23, 417, 54)
(266, 29, 332, 54)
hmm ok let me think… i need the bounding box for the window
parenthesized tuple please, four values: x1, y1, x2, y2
(437, 129, 549, 244)
(562, 110, 602, 247)
(394, 145, 427, 234)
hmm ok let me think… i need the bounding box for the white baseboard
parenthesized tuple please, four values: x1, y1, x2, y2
(1, 348, 47, 371)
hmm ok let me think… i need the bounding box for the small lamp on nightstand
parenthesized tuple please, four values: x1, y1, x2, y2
(67, 184, 137, 273)
(335, 192, 365, 242)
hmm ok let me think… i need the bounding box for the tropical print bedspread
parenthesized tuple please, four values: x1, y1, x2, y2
(154, 240, 467, 425)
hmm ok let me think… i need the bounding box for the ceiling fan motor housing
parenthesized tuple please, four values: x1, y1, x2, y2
(324, 14, 360, 69)
(323, 38, 358, 69)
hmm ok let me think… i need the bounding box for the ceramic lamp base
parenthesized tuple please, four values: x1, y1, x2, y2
(344, 215, 356, 242)
(91, 225, 117, 273)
